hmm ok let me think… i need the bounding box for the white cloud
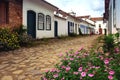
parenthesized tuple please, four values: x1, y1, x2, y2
(46, 0, 104, 17)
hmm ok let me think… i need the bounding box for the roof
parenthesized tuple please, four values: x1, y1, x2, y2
(57, 9, 81, 21)
(54, 15, 66, 20)
(77, 15, 90, 19)
(42, 0, 58, 9)
(90, 17, 103, 21)
(32, 0, 59, 11)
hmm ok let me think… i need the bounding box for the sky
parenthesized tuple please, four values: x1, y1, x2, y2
(46, 0, 104, 17)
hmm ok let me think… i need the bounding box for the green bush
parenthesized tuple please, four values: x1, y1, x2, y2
(103, 34, 115, 53)
(0, 28, 20, 50)
(18, 33, 33, 46)
(13, 25, 33, 46)
(115, 33, 119, 38)
(13, 25, 27, 35)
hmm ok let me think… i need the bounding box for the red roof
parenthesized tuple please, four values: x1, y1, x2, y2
(90, 17, 103, 21)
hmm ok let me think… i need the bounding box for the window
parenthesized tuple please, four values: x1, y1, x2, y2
(72, 23, 74, 27)
(0, 2, 8, 24)
(46, 15, 51, 30)
(38, 13, 44, 30)
(70, 22, 74, 33)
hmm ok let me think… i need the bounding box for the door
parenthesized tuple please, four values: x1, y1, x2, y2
(54, 21, 58, 37)
(27, 10, 36, 38)
(75, 24, 77, 34)
(68, 21, 70, 35)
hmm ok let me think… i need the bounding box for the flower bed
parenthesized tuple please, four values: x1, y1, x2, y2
(42, 35, 120, 80)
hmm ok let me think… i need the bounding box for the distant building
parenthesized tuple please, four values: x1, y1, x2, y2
(77, 16, 95, 35)
(90, 17, 107, 35)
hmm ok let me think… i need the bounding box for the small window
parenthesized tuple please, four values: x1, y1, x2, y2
(70, 22, 74, 33)
(46, 15, 51, 30)
(38, 13, 44, 30)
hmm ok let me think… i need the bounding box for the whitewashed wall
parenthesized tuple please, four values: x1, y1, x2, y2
(23, 0, 55, 39)
(108, 0, 117, 34)
(95, 21, 106, 34)
(115, 0, 120, 29)
(54, 16, 68, 36)
(74, 20, 81, 35)
(67, 16, 75, 33)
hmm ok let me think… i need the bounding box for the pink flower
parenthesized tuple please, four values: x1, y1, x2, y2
(43, 77, 47, 80)
(91, 66, 95, 68)
(109, 70, 115, 75)
(57, 70, 60, 73)
(50, 68, 56, 72)
(85, 68, 88, 72)
(59, 53, 63, 57)
(64, 58, 67, 60)
(79, 47, 83, 51)
(81, 72, 86, 77)
(70, 58, 74, 61)
(61, 77, 64, 80)
(75, 51, 79, 55)
(115, 48, 119, 53)
(104, 59, 109, 65)
(53, 74, 58, 78)
(84, 53, 89, 56)
(68, 62, 71, 65)
(61, 66, 66, 69)
(99, 55, 104, 60)
(45, 70, 49, 72)
(108, 75, 113, 80)
(73, 72, 79, 75)
(66, 66, 71, 72)
(77, 56, 81, 58)
(78, 67, 83, 72)
(88, 73, 94, 77)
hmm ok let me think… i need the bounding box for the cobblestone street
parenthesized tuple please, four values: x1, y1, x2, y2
(0, 35, 99, 80)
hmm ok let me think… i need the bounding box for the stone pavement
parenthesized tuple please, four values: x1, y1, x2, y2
(0, 35, 99, 80)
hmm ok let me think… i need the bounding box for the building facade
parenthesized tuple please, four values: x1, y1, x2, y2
(91, 17, 107, 34)
(23, 0, 58, 38)
(0, 0, 95, 39)
(104, 0, 120, 34)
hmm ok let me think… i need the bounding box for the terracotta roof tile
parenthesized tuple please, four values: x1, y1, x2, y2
(90, 17, 103, 21)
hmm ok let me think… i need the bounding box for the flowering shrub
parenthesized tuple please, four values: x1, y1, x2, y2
(13, 25, 33, 46)
(42, 44, 120, 80)
(0, 28, 20, 50)
(0, 26, 34, 51)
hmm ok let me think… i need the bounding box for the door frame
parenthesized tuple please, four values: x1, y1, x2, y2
(54, 21, 58, 37)
(27, 10, 36, 38)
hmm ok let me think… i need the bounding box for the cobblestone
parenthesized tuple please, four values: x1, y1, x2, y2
(0, 35, 99, 80)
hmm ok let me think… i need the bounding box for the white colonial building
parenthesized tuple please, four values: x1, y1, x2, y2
(23, 0, 58, 39)
(91, 17, 107, 34)
(22, 0, 95, 39)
